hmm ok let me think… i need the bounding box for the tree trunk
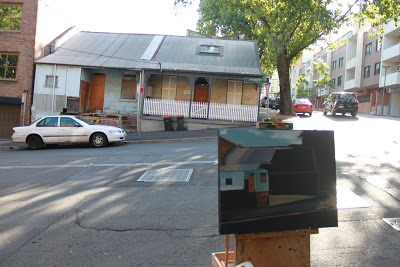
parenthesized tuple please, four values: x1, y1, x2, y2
(276, 51, 295, 116)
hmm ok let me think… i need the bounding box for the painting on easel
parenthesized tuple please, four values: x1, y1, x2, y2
(218, 128, 338, 234)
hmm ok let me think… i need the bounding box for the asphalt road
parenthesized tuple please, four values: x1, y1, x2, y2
(0, 111, 399, 266)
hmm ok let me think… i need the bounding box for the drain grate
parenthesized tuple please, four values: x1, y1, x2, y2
(137, 168, 193, 182)
(383, 218, 400, 231)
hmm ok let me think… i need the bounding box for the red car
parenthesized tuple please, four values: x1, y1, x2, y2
(293, 99, 313, 116)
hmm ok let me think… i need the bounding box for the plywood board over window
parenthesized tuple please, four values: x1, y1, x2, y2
(121, 74, 137, 99)
(162, 76, 177, 100)
(227, 80, 243, 105)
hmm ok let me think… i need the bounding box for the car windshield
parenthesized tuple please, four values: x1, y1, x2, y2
(295, 99, 311, 104)
(74, 117, 95, 125)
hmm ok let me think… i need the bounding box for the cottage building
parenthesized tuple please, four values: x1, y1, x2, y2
(33, 31, 264, 131)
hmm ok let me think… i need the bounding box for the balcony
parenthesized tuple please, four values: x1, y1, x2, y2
(344, 79, 357, 91)
(382, 43, 400, 62)
(382, 71, 400, 87)
(346, 57, 356, 70)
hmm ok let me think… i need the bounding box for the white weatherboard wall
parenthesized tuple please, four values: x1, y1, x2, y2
(102, 69, 138, 116)
(32, 64, 81, 121)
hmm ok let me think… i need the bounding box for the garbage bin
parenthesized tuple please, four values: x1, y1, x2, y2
(176, 115, 185, 131)
(163, 116, 173, 131)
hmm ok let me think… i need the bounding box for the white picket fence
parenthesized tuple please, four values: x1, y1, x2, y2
(143, 98, 258, 122)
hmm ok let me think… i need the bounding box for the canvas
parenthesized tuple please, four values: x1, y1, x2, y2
(218, 128, 338, 234)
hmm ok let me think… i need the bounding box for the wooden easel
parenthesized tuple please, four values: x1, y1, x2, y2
(213, 115, 319, 267)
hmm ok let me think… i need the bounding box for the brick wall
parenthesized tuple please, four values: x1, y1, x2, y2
(0, 0, 38, 126)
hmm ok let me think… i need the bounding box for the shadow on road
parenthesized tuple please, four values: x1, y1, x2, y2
(322, 114, 360, 121)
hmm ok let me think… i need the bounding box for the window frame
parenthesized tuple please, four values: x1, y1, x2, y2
(0, 4, 22, 31)
(338, 76, 342, 86)
(120, 73, 137, 100)
(364, 66, 371, 78)
(365, 43, 372, 56)
(374, 62, 380, 75)
(45, 75, 58, 87)
(376, 38, 382, 51)
(36, 117, 59, 127)
(338, 57, 344, 68)
(227, 80, 243, 105)
(332, 61, 337, 70)
(0, 53, 18, 80)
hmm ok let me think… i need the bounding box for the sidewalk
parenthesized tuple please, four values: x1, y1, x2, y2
(0, 129, 220, 151)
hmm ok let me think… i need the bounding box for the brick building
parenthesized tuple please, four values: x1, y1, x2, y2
(0, 0, 37, 138)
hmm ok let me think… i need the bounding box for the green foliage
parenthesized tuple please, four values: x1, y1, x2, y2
(175, 0, 399, 115)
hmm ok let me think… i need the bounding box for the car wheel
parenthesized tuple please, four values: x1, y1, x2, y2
(323, 109, 327, 115)
(27, 135, 44, 150)
(342, 113, 346, 116)
(351, 111, 357, 117)
(90, 133, 108, 148)
(332, 110, 336, 116)
(309, 113, 312, 116)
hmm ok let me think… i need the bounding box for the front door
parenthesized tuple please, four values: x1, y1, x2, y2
(89, 74, 105, 112)
(194, 86, 209, 102)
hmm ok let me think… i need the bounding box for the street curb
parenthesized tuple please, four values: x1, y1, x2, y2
(0, 146, 26, 151)
(126, 137, 217, 144)
(0, 137, 217, 151)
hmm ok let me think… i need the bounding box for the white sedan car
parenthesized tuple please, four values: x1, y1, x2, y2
(12, 115, 126, 149)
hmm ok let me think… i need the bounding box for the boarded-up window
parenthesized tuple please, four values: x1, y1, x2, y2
(162, 76, 177, 100)
(227, 80, 243, 105)
(120, 74, 137, 99)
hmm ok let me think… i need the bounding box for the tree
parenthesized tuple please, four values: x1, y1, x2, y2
(175, 0, 400, 115)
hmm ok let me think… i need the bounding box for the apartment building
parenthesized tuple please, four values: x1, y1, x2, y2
(291, 18, 400, 116)
(0, 0, 38, 138)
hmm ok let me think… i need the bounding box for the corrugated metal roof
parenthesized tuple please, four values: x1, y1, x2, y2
(36, 31, 263, 76)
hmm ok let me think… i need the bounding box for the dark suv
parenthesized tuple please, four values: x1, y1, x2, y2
(323, 92, 358, 117)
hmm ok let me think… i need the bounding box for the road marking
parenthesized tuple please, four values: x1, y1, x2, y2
(0, 161, 218, 170)
(382, 218, 400, 231)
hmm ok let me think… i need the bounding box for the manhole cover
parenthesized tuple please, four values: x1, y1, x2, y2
(383, 218, 400, 231)
(137, 168, 193, 182)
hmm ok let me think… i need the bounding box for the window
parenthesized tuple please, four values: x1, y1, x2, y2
(364, 66, 371, 78)
(225, 178, 233, 185)
(376, 38, 382, 51)
(60, 117, 80, 127)
(0, 54, 18, 79)
(199, 45, 221, 54)
(120, 74, 137, 99)
(227, 80, 243, 104)
(162, 76, 177, 100)
(45, 75, 58, 87)
(338, 57, 344, 68)
(332, 61, 337, 70)
(332, 78, 336, 86)
(365, 43, 372, 56)
(374, 62, 380, 75)
(338, 76, 342, 86)
(36, 117, 58, 127)
(0, 5, 22, 30)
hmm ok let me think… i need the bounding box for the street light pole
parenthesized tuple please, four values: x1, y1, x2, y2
(381, 66, 390, 115)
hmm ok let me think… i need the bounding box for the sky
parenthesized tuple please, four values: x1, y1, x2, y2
(42, 0, 200, 36)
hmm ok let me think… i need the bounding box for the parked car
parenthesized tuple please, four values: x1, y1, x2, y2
(293, 98, 313, 116)
(12, 115, 126, 150)
(323, 92, 358, 117)
(260, 96, 268, 107)
(271, 97, 280, 110)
